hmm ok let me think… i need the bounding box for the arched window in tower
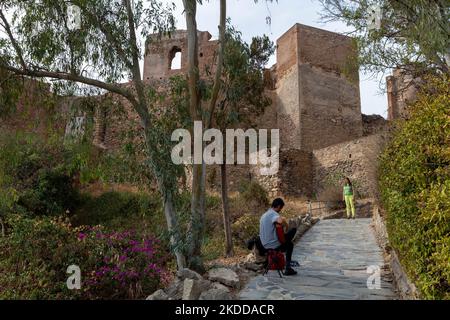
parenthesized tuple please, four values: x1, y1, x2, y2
(169, 47, 182, 70)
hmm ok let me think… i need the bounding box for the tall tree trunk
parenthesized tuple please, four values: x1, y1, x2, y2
(189, 162, 204, 271)
(183, 0, 227, 270)
(206, 0, 227, 129)
(127, 0, 188, 270)
(143, 123, 186, 270)
(163, 191, 187, 269)
(0, 217, 5, 237)
(183, 0, 204, 272)
(220, 163, 234, 257)
(208, 0, 229, 257)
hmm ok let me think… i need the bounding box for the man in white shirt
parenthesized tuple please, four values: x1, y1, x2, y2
(260, 198, 298, 276)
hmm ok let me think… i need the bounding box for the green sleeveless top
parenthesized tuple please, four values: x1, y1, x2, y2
(344, 185, 353, 196)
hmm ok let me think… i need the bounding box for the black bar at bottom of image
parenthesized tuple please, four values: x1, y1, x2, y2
(0, 299, 444, 319)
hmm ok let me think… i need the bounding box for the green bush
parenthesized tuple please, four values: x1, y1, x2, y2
(379, 76, 450, 299)
(72, 191, 165, 236)
(0, 215, 171, 299)
(0, 215, 91, 299)
(202, 233, 226, 261)
(232, 213, 260, 244)
(0, 133, 81, 217)
(238, 180, 269, 207)
(19, 168, 80, 216)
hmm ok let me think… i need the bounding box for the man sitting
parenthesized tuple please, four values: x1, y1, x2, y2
(260, 198, 298, 276)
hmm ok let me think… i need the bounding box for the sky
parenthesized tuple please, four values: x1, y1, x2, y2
(163, 0, 390, 117)
(2, 0, 390, 116)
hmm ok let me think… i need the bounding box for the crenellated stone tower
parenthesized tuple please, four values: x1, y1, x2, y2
(274, 24, 363, 151)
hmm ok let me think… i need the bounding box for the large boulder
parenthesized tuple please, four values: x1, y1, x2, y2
(208, 268, 240, 289)
(182, 277, 212, 300)
(146, 289, 168, 300)
(199, 283, 232, 300)
(165, 279, 184, 300)
(243, 262, 263, 272)
(177, 268, 203, 281)
(182, 279, 201, 300)
(211, 282, 230, 291)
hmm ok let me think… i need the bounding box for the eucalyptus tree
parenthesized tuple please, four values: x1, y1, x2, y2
(181, 0, 273, 261)
(0, 0, 192, 268)
(318, 0, 449, 76)
(181, 0, 226, 271)
(181, 0, 204, 271)
(213, 26, 274, 257)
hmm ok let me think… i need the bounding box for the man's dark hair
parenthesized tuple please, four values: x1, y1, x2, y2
(271, 198, 285, 209)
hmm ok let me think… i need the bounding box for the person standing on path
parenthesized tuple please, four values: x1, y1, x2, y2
(343, 177, 356, 219)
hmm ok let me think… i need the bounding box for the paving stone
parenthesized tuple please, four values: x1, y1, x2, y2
(239, 219, 397, 300)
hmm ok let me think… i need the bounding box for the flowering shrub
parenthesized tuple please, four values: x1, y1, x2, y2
(0, 215, 171, 299)
(78, 227, 172, 299)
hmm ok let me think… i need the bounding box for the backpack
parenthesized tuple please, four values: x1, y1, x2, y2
(246, 235, 268, 256)
(266, 250, 286, 271)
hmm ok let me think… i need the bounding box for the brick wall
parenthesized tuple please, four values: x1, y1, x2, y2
(204, 149, 313, 199)
(277, 149, 313, 198)
(0, 78, 70, 138)
(362, 114, 389, 136)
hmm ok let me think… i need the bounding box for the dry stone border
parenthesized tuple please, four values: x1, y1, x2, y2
(146, 268, 238, 300)
(208, 268, 240, 289)
(371, 204, 419, 299)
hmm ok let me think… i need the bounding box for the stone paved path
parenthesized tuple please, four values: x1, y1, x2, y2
(239, 218, 397, 300)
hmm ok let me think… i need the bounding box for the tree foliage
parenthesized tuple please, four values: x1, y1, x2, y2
(0, 0, 196, 268)
(0, 0, 175, 86)
(213, 24, 274, 129)
(205, 23, 274, 257)
(379, 75, 450, 299)
(319, 0, 450, 76)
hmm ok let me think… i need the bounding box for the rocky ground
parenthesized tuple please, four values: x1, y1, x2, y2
(146, 213, 318, 300)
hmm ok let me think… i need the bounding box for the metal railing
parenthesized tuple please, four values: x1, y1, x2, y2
(307, 201, 329, 216)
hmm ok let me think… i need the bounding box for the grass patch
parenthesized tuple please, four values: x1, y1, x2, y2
(71, 191, 164, 236)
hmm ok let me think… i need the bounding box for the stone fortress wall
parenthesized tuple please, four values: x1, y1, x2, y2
(386, 67, 421, 121)
(2, 23, 416, 201)
(143, 30, 218, 81)
(180, 24, 388, 199)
